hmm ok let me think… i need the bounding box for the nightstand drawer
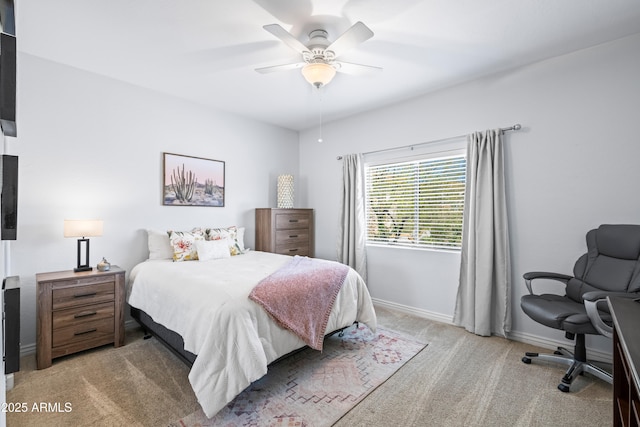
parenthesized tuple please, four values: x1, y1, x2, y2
(52, 281, 114, 310)
(52, 317, 115, 348)
(275, 213, 310, 230)
(275, 229, 310, 245)
(52, 302, 115, 330)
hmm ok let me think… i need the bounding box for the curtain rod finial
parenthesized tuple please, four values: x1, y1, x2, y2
(513, 124, 521, 130)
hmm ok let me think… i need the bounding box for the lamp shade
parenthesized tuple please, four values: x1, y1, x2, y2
(301, 63, 336, 88)
(277, 175, 294, 208)
(64, 220, 103, 238)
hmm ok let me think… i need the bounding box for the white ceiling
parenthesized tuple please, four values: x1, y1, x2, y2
(16, 0, 640, 131)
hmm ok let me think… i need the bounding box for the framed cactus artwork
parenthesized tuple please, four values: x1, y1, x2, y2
(163, 152, 225, 207)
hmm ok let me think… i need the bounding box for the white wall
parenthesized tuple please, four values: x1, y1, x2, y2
(9, 54, 299, 350)
(299, 33, 640, 354)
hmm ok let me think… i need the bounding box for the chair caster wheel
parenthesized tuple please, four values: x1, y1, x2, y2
(558, 383, 570, 392)
(554, 350, 563, 355)
(522, 357, 531, 364)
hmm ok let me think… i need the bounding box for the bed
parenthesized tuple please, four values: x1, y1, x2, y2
(127, 233, 377, 418)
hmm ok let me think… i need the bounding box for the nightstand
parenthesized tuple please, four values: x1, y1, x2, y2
(36, 266, 125, 369)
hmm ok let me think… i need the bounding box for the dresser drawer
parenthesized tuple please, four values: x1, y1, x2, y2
(52, 317, 115, 348)
(275, 229, 310, 245)
(52, 302, 115, 330)
(275, 242, 310, 256)
(275, 213, 310, 230)
(52, 281, 114, 310)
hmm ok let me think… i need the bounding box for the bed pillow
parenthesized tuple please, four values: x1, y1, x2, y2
(196, 239, 231, 261)
(147, 229, 174, 260)
(205, 226, 243, 256)
(236, 227, 246, 252)
(168, 230, 205, 262)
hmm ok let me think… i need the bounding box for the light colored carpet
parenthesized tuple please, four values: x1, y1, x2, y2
(171, 324, 426, 426)
(7, 306, 612, 426)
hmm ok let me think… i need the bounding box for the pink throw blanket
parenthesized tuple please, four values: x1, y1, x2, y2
(249, 256, 350, 351)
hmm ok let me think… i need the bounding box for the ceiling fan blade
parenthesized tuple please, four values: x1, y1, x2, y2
(255, 62, 305, 74)
(263, 24, 309, 55)
(335, 61, 382, 76)
(326, 21, 374, 59)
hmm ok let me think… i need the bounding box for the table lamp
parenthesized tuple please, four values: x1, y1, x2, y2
(64, 219, 103, 272)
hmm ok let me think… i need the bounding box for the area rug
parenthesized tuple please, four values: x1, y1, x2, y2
(170, 324, 427, 427)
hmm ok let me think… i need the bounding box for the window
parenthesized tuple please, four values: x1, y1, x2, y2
(365, 151, 466, 250)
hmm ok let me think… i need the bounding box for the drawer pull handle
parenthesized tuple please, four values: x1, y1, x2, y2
(74, 311, 97, 319)
(289, 219, 299, 223)
(289, 248, 298, 252)
(289, 235, 298, 238)
(74, 292, 97, 298)
(74, 328, 97, 336)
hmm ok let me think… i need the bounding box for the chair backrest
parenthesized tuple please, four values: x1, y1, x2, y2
(566, 224, 640, 302)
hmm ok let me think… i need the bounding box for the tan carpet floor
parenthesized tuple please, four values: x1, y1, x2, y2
(7, 306, 612, 426)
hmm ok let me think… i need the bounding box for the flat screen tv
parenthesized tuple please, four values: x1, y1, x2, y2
(0, 31, 16, 137)
(1, 154, 17, 240)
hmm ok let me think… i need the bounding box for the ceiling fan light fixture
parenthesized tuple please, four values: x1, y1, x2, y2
(301, 63, 336, 88)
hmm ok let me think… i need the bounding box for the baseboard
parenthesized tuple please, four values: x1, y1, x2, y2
(372, 298, 455, 325)
(372, 297, 613, 364)
(20, 342, 35, 358)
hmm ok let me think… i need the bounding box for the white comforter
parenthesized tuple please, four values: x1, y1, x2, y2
(127, 251, 377, 418)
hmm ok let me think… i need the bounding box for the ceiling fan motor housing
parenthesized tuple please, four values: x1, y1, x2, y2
(304, 30, 335, 64)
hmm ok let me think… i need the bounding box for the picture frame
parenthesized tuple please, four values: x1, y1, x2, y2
(163, 152, 225, 207)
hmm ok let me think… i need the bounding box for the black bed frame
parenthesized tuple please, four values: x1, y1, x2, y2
(131, 307, 197, 367)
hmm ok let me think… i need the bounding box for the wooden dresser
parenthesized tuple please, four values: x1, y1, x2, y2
(255, 208, 314, 257)
(36, 267, 125, 369)
(609, 296, 640, 426)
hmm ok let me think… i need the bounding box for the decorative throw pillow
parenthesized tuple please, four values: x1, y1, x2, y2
(236, 227, 246, 252)
(205, 226, 243, 256)
(147, 229, 174, 260)
(196, 239, 231, 261)
(168, 230, 205, 262)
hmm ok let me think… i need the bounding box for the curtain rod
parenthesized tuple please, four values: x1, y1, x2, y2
(336, 124, 521, 160)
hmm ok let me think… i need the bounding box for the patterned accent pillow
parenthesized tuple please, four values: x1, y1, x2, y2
(168, 229, 205, 261)
(205, 226, 243, 256)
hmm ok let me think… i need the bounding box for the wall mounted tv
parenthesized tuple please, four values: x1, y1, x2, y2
(0, 31, 16, 137)
(1, 154, 17, 240)
(0, 0, 16, 136)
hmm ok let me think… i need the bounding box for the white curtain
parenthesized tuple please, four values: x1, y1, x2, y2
(453, 129, 511, 337)
(337, 154, 368, 282)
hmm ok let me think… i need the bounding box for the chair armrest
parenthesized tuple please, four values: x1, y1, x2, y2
(584, 298, 614, 339)
(522, 271, 573, 295)
(584, 292, 640, 339)
(582, 291, 640, 302)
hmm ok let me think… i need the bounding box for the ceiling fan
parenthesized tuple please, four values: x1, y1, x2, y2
(255, 21, 381, 88)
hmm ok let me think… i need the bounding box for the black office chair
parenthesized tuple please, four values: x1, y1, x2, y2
(521, 224, 640, 392)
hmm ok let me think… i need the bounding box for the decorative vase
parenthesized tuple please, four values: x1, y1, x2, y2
(97, 257, 111, 272)
(277, 174, 294, 208)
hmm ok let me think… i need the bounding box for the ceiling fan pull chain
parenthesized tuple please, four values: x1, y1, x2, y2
(317, 87, 323, 143)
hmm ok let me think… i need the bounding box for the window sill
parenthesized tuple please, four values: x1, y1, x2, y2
(366, 242, 461, 255)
